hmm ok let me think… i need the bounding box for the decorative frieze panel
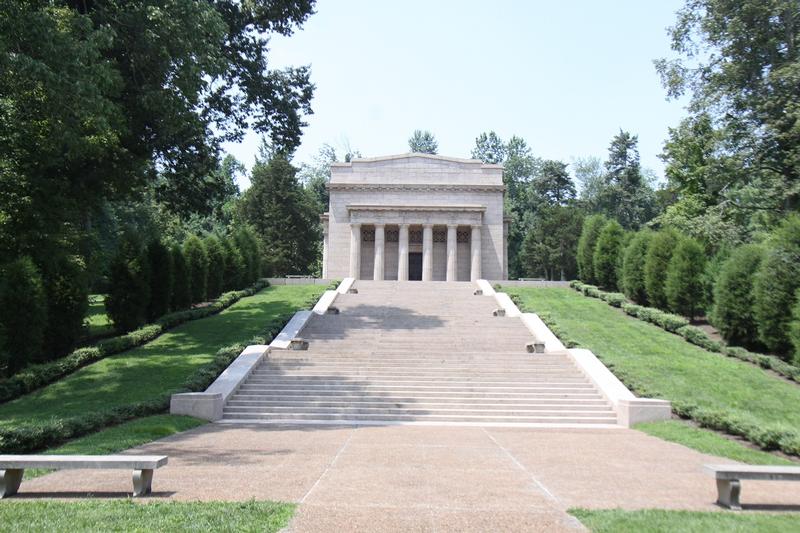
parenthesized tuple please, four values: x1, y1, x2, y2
(362, 228, 375, 242)
(386, 229, 399, 242)
(433, 229, 446, 243)
(409, 229, 423, 244)
(457, 230, 470, 243)
(348, 205, 484, 226)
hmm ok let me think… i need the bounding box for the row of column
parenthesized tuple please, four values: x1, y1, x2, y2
(349, 223, 482, 282)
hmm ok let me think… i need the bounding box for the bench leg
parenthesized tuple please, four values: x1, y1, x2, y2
(0, 469, 24, 498)
(716, 479, 742, 510)
(132, 469, 153, 497)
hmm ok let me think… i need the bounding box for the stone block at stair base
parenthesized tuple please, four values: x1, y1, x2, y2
(617, 398, 672, 427)
(170, 392, 223, 421)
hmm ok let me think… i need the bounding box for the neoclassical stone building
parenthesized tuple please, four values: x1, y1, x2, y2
(321, 153, 508, 281)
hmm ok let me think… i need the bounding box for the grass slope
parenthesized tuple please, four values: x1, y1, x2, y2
(636, 420, 796, 466)
(570, 508, 800, 533)
(26, 414, 205, 479)
(505, 288, 800, 435)
(85, 294, 112, 338)
(0, 285, 323, 428)
(0, 500, 295, 533)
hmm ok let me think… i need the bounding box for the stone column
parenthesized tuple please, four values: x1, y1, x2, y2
(446, 224, 457, 282)
(349, 223, 361, 279)
(422, 223, 433, 282)
(470, 224, 482, 282)
(398, 224, 409, 281)
(322, 223, 329, 279)
(373, 224, 385, 281)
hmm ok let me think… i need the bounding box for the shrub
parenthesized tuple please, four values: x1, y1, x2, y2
(622, 302, 645, 317)
(576, 214, 607, 284)
(644, 229, 678, 310)
(622, 230, 654, 304)
(711, 244, 764, 347)
(183, 236, 208, 303)
(600, 292, 626, 308)
(593, 220, 625, 291)
(221, 237, 245, 291)
(676, 325, 722, 352)
(665, 236, 707, 319)
(753, 215, 800, 356)
(106, 233, 151, 334)
(581, 284, 600, 298)
(40, 254, 89, 357)
(170, 244, 192, 310)
(146, 239, 173, 322)
(0, 257, 48, 373)
(791, 289, 800, 365)
(204, 235, 225, 300)
(234, 227, 261, 285)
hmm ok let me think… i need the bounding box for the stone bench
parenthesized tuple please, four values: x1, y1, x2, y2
(705, 464, 800, 509)
(0, 454, 168, 498)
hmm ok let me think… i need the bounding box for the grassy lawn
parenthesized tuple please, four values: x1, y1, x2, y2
(25, 414, 205, 479)
(505, 287, 800, 434)
(0, 285, 323, 428)
(570, 508, 800, 532)
(636, 420, 797, 466)
(0, 500, 295, 533)
(85, 294, 113, 337)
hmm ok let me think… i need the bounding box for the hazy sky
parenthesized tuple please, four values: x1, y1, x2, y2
(223, 0, 689, 189)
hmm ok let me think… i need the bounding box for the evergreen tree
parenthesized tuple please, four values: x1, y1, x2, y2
(106, 232, 150, 333)
(576, 214, 607, 284)
(791, 290, 800, 365)
(240, 155, 318, 276)
(471, 132, 506, 164)
(622, 230, 654, 304)
(221, 237, 245, 291)
(170, 245, 192, 310)
(712, 244, 764, 347)
(0, 257, 48, 373)
(40, 253, 88, 356)
(146, 239, 173, 322)
(592, 220, 625, 290)
(665, 237, 707, 319)
(203, 235, 225, 300)
(753, 216, 800, 356)
(408, 130, 438, 154)
(644, 229, 679, 310)
(183, 236, 208, 303)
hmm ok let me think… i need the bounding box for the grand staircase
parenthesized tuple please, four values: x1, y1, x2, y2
(221, 281, 618, 426)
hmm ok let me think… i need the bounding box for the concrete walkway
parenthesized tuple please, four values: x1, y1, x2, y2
(18, 424, 800, 532)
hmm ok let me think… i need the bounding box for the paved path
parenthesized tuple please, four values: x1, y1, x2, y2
(18, 424, 800, 531)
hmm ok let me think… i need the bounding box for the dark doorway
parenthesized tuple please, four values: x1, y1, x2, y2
(408, 253, 422, 281)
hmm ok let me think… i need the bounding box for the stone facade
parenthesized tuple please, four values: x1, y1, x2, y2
(322, 153, 508, 281)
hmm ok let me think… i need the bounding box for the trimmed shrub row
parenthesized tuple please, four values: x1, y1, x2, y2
(0, 280, 269, 405)
(570, 280, 800, 384)
(0, 290, 322, 454)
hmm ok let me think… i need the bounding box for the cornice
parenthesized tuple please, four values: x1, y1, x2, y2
(328, 183, 505, 193)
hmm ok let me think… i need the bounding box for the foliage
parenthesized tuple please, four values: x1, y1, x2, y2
(712, 244, 764, 347)
(170, 244, 192, 311)
(221, 238, 246, 292)
(183, 236, 209, 304)
(240, 155, 318, 276)
(518, 206, 583, 281)
(0, 281, 268, 406)
(471, 131, 506, 164)
(40, 254, 89, 357)
(791, 292, 800, 364)
(407, 130, 438, 154)
(676, 325, 721, 352)
(665, 237, 707, 319)
(145, 240, 173, 322)
(0, 257, 48, 373)
(203, 235, 225, 300)
(621, 230, 653, 304)
(592, 220, 625, 290)
(233, 227, 263, 284)
(576, 214, 607, 284)
(643, 229, 678, 310)
(753, 216, 800, 356)
(106, 233, 150, 333)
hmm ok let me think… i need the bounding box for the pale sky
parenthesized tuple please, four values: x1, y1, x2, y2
(223, 0, 689, 189)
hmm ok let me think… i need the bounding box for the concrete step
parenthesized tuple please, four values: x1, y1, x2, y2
(226, 399, 612, 410)
(244, 375, 590, 384)
(220, 412, 618, 424)
(231, 390, 604, 399)
(223, 406, 617, 417)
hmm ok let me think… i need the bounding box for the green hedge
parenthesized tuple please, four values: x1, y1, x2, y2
(0, 280, 270, 405)
(0, 299, 312, 454)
